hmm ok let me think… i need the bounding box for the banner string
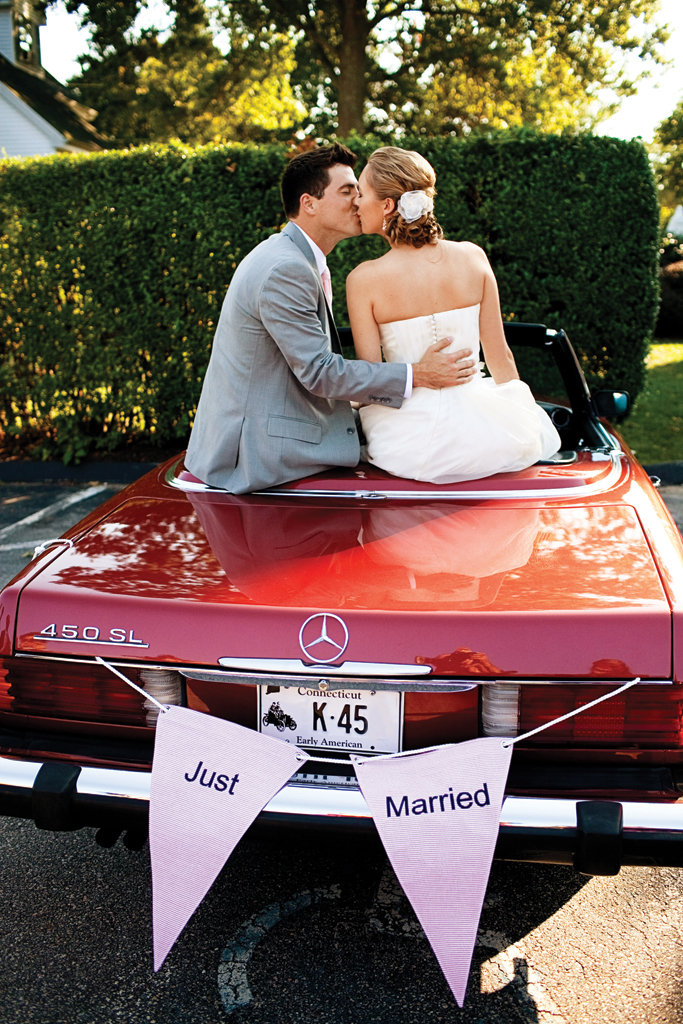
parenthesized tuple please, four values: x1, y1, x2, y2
(500, 677, 640, 748)
(95, 657, 640, 763)
(96, 656, 167, 713)
(307, 678, 643, 764)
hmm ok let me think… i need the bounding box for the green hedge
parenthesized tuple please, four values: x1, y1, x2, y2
(0, 132, 660, 462)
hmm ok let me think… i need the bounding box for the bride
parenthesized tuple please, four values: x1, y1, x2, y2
(346, 147, 560, 484)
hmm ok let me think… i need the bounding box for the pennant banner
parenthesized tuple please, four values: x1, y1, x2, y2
(93, 654, 637, 1000)
(149, 705, 303, 971)
(354, 737, 512, 1007)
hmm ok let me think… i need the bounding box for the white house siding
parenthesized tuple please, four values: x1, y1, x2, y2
(0, 7, 13, 63)
(0, 82, 64, 156)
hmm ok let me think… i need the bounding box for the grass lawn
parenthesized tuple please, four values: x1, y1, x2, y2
(618, 342, 683, 464)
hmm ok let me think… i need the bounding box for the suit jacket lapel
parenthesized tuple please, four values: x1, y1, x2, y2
(281, 222, 342, 356)
(321, 293, 342, 356)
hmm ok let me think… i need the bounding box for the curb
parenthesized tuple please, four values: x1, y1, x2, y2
(0, 461, 161, 484)
(2, 459, 682, 486)
(643, 462, 683, 486)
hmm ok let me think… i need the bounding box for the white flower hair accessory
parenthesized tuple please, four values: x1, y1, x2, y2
(396, 190, 434, 223)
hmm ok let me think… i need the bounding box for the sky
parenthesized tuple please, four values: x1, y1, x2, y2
(596, 0, 683, 142)
(39, 0, 683, 144)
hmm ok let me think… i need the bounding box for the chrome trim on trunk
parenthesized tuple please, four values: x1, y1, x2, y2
(217, 658, 431, 677)
(186, 667, 474, 692)
(166, 452, 624, 501)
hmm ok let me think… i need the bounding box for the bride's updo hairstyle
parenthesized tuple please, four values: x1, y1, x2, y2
(366, 147, 443, 248)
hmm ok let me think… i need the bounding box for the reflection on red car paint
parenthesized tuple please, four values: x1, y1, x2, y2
(11, 487, 671, 679)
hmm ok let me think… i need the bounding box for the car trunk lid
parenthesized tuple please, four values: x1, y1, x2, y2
(13, 490, 671, 679)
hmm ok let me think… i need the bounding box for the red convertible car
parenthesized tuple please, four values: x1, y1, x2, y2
(1, 323, 682, 875)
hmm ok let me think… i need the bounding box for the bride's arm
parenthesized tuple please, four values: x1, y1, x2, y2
(346, 264, 383, 362)
(478, 253, 520, 384)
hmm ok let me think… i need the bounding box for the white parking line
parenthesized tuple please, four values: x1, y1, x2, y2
(369, 863, 568, 1019)
(217, 886, 341, 1013)
(478, 931, 569, 1023)
(366, 862, 424, 938)
(0, 540, 54, 552)
(0, 485, 109, 540)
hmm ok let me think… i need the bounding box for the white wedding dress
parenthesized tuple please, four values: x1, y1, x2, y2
(359, 304, 561, 484)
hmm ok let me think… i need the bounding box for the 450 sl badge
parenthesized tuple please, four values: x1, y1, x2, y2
(34, 623, 149, 648)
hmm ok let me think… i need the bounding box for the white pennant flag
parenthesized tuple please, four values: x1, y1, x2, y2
(149, 706, 302, 971)
(354, 737, 512, 1007)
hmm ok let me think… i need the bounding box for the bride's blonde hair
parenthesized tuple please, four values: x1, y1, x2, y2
(366, 147, 443, 249)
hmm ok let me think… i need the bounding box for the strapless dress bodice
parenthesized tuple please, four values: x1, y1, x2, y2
(378, 304, 481, 366)
(360, 302, 561, 485)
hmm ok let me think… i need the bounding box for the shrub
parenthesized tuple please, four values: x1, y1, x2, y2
(657, 262, 683, 338)
(0, 143, 285, 461)
(0, 132, 660, 461)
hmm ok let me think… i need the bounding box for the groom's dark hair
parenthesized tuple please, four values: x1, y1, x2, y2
(281, 142, 357, 217)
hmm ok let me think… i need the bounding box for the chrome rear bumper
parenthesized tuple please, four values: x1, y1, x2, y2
(2, 755, 683, 872)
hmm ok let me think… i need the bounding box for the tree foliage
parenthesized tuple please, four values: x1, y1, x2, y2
(57, 0, 304, 145)
(414, 49, 605, 136)
(52, 0, 667, 142)
(654, 96, 683, 214)
(232, 0, 668, 135)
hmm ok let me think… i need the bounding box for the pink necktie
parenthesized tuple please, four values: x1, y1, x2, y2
(321, 266, 333, 306)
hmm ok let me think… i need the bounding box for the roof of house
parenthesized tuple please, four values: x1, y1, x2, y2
(0, 52, 106, 151)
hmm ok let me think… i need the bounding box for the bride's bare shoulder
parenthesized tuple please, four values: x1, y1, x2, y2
(346, 253, 391, 287)
(443, 239, 488, 261)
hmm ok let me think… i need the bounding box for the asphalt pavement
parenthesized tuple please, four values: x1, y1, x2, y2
(1, 478, 683, 1024)
(0, 481, 125, 589)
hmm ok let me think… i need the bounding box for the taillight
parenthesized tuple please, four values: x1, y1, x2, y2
(481, 684, 520, 737)
(138, 668, 182, 725)
(481, 683, 683, 747)
(0, 658, 182, 728)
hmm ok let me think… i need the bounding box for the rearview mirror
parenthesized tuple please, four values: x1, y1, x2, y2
(593, 390, 630, 419)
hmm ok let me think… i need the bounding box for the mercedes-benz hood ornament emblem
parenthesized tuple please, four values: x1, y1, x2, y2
(299, 613, 349, 664)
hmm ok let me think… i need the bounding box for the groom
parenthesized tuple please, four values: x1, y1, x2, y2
(185, 143, 475, 493)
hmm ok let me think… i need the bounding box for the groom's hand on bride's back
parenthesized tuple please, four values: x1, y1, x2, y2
(412, 336, 476, 389)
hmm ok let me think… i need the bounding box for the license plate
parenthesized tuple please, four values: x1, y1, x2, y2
(258, 684, 403, 756)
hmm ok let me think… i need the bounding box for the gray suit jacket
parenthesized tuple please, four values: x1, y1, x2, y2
(185, 221, 407, 493)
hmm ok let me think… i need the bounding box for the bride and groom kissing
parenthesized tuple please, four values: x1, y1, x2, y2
(185, 143, 559, 494)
